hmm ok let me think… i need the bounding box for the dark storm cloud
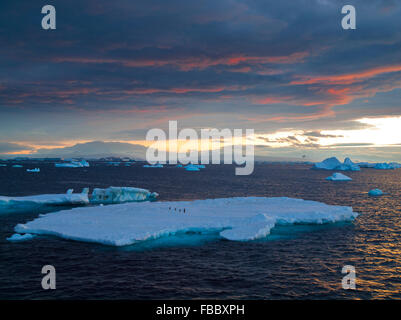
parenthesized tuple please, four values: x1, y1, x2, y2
(0, 0, 400, 142)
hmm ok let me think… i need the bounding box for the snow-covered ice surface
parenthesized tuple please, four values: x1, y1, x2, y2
(14, 197, 358, 246)
(0, 190, 89, 213)
(326, 173, 352, 181)
(90, 187, 158, 204)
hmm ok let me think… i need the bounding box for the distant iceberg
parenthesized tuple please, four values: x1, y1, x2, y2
(143, 164, 164, 168)
(0, 164, 6, 167)
(368, 189, 384, 196)
(374, 163, 401, 170)
(358, 162, 401, 170)
(90, 187, 158, 204)
(326, 173, 352, 181)
(313, 157, 360, 171)
(26, 168, 40, 173)
(313, 157, 341, 170)
(185, 164, 200, 171)
(14, 197, 358, 246)
(55, 159, 90, 168)
(12, 165, 23, 168)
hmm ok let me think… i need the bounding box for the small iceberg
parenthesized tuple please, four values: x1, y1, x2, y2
(13, 197, 358, 246)
(0, 164, 7, 167)
(185, 164, 200, 171)
(368, 189, 384, 196)
(12, 165, 23, 168)
(26, 168, 40, 173)
(90, 187, 158, 204)
(143, 164, 164, 168)
(313, 157, 360, 171)
(7, 233, 36, 242)
(326, 173, 352, 181)
(55, 159, 90, 168)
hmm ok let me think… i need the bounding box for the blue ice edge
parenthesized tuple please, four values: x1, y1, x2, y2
(10, 197, 358, 248)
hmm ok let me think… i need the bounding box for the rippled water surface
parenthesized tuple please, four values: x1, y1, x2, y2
(0, 163, 400, 299)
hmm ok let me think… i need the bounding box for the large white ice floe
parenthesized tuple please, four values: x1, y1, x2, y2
(14, 197, 358, 245)
(90, 187, 158, 204)
(0, 189, 90, 211)
(325, 172, 352, 181)
(312, 157, 360, 171)
(55, 159, 90, 168)
(26, 168, 40, 173)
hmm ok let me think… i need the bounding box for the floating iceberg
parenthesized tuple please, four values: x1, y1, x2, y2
(143, 164, 164, 168)
(185, 164, 200, 171)
(90, 187, 158, 204)
(312, 157, 341, 170)
(325, 173, 352, 181)
(368, 189, 384, 196)
(0, 186, 158, 213)
(312, 157, 360, 171)
(12, 165, 23, 168)
(193, 164, 206, 169)
(0, 189, 89, 212)
(55, 159, 90, 168)
(374, 163, 401, 170)
(14, 197, 358, 246)
(26, 168, 40, 173)
(336, 158, 360, 171)
(358, 162, 400, 170)
(7, 233, 36, 242)
(0, 164, 6, 167)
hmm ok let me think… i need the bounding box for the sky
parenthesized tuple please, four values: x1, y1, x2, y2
(0, 0, 400, 161)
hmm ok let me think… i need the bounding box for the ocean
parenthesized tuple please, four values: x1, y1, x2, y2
(0, 162, 400, 299)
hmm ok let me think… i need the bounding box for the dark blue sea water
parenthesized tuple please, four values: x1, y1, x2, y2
(0, 162, 400, 299)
